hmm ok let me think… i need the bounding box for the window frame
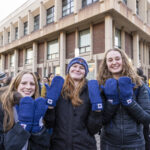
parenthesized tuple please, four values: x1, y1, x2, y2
(79, 29, 91, 54)
(62, 0, 74, 17)
(34, 15, 40, 31)
(24, 21, 28, 36)
(46, 6, 54, 24)
(114, 28, 121, 49)
(47, 40, 59, 60)
(10, 53, 15, 67)
(82, 0, 99, 8)
(15, 27, 18, 40)
(25, 48, 33, 64)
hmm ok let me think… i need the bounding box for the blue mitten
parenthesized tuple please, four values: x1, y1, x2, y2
(88, 80, 103, 111)
(102, 78, 119, 105)
(45, 76, 64, 107)
(118, 76, 135, 106)
(17, 96, 35, 132)
(32, 97, 48, 133)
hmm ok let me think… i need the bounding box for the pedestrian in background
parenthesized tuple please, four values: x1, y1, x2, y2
(41, 73, 54, 98)
(98, 48, 150, 150)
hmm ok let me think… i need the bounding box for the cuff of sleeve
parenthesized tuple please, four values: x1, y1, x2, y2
(47, 99, 56, 106)
(92, 103, 103, 111)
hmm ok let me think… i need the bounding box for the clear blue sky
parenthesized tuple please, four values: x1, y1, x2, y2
(0, 0, 28, 22)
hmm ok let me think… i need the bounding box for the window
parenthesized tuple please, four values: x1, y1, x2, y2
(25, 48, 33, 64)
(34, 15, 40, 31)
(47, 40, 59, 60)
(123, 0, 127, 5)
(10, 54, 14, 67)
(136, 0, 139, 15)
(87, 63, 95, 80)
(82, 0, 98, 7)
(11, 72, 14, 77)
(114, 28, 121, 49)
(15, 27, 18, 40)
(24, 22, 28, 35)
(47, 6, 54, 24)
(8, 32, 10, 43)
(62, 0, 74, 17)
(79, 29, 91, 53)
(54, 66, 60, 75)
(0, 35, 3, 46)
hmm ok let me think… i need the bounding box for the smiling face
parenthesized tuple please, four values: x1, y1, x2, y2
(17, 73, 36, 97)
(106, 50, 123, 79)
(69, 63, 85, 82)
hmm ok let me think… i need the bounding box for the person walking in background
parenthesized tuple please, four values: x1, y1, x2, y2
(0, 72, 8, 87)
(41, 73, 54, 98)
(97, 48, 150, 150)
(0, 71, 51, 150)
(34, 72, 42, 95)
(44, 57, 102, 150)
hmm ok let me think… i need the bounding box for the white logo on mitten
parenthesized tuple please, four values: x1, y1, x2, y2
(47, 99, 53, 105)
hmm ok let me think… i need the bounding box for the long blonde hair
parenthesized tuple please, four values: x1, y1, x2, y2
(97, 48, 142, 87)
(61, 74, 86, 106)
(1, 71, 39, 132)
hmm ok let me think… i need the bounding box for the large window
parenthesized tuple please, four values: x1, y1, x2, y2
(8, 32, 10, 43)
(10, 54, 14, 67)
(62, 0, 74, 17)
(114, 28, 121, 49)
(15, 27, 18, 40)
(34, 15, 40, 31)
(24, 22, 28, 35)
(47, 40, 59, 60)
(47, 6, 54, 24)
(82, 0, 98, 7)
(79, 29, 91, 54)
(25, 48, 33, 64)
(54, 66, 60, 75)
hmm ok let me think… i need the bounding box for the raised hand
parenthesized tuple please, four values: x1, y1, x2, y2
(88, 80, 103, 111)
(45, 76, 64, 107)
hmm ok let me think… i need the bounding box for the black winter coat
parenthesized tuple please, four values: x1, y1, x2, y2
(44, 82, 102, 150)
(101, 83, 150, 148)
(0, 103, 51, 150)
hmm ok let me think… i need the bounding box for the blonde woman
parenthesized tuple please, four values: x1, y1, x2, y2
(0, 71, 51, 150)
(98, 48, 150, 150)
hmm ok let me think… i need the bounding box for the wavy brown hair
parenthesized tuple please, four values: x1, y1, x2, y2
(1, 71, 39, 132)
(97, 48, 142, 87)
(61, 74, 86, 106)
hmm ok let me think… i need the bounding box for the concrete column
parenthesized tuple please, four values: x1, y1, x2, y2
(121, 29, 125, 50)
(143, 42, 147, 65)
(139, 0, 147, 23)
(32, 42, 38, 72)
(75, 28, 79, 57)
(105, 15, 113, 51)
(59, 31, 66, 77)
(8, 54, 11, 75)
(40, 2, 46, 29)
(18, 17, 23, 38)
(139, 41, 143, 66)
(90, 24, 93, 59)
(132, 32, 139, 67)
(10, 23, 15, 42)
(23, 48, 26, 69)
(148, 9, 150, 25)
(146, 45, 149, 65)
(3, 28, 8, 45)
(74, 0, 82, 14)
(1, 54, 5, 72)
(127, 0, 136, 15)
(14, 49, 19, 76)
(28, 10, 34, 34)
(54, 0, 62, 22)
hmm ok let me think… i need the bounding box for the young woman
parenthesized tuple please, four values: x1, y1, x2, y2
(98, 48, 150, 150)
(44, 57, 102, 150)
(0, 71, 51, 150)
